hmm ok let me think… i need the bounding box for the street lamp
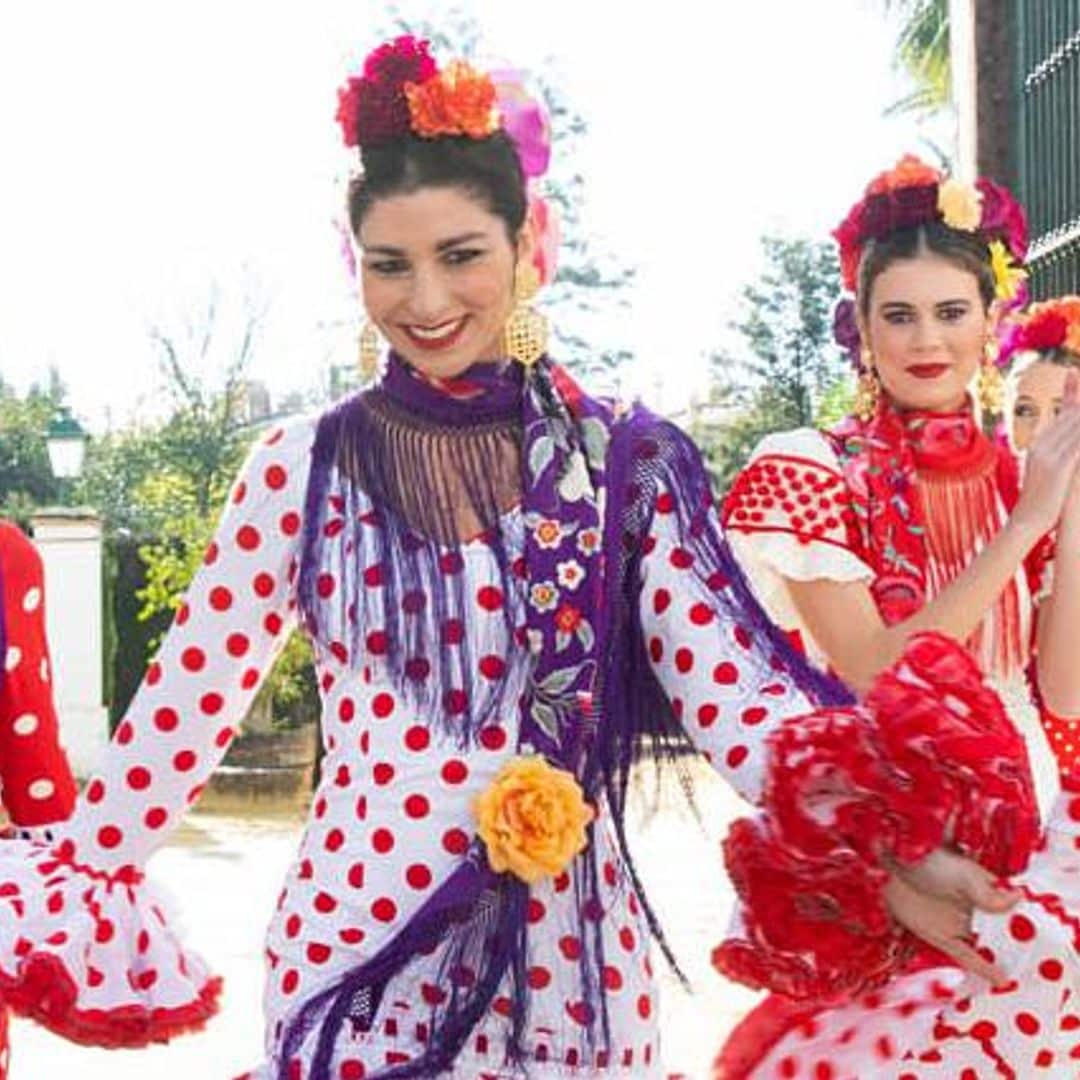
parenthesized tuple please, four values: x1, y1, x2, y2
(45, 406, 89, 492)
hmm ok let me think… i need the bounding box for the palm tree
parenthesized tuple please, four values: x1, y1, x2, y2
(883, 0, 951, 116)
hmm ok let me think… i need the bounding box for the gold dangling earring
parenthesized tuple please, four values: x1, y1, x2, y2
(977, 338, 1005, 417)
(853, 347, 881, 422)
(358, 320, 381, 382)
(503, 263, 549, 368)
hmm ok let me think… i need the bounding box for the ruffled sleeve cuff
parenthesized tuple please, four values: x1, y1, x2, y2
(712, 632, 1040, 1003)
(0, 837, 220, 1047)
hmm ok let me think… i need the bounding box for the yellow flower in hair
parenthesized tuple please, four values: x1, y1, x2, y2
(473, 756, 594, 884)
(937, 178, 983, 232)
(989, 239, 1028, 301)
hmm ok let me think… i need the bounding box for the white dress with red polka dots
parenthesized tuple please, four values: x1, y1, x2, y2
(720, 427, 1080, 1080)
(0, 415, 817, 1078)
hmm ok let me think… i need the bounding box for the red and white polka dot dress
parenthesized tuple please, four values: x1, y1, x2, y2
(716, 427, 1080, 1079)
(0, 417, 816, 1076)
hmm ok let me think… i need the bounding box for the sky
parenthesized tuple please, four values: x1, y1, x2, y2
(0, 0, 947, 429)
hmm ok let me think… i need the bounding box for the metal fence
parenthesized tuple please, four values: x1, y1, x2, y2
(1015, 0, 1080, 295)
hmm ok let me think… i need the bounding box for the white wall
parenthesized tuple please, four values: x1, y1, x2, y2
(29, 509, 110, 777)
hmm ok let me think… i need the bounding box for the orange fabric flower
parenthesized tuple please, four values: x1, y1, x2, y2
(866, 154, 942, 196)
(473, 756, 594, 884)
(405, 61, 499, 139)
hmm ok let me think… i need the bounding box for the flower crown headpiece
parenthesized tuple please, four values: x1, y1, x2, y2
(334, 36, 558, 285)
(833, 154, 1029, 303)
(335, 35, 551, 177)
(998, 295, 1080, 369)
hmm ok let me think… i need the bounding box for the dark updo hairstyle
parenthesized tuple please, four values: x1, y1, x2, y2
(347, 131, 528, 243)
(857, 220, 997, 318)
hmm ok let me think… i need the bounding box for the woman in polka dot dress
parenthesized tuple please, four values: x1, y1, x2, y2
(712, 159, 1080, 1077)
(0, 520, 78, 1075)
(0, 51, 1019, 1080)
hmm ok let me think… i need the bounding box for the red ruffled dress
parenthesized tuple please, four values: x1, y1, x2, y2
(713, 417, 1080, 1079)
(0, 521, 78, 1076)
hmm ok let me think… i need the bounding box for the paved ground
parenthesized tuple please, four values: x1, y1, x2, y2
(12, 760, 759, 1078)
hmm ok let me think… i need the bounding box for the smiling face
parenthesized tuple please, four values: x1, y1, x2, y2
(861, 251, 989, 413)
(359, 186, 530, 380)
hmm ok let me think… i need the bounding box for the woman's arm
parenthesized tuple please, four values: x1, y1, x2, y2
(0, 521, 77, 827)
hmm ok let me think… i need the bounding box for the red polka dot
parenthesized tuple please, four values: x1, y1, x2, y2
(648, 637, 663, 664)
(404, 726, 430, 752)
(173, 750, 197, 772)
(441, 760, 468, 785)
(372, 829, 395, 854)
(314, 892, 337, 914)
(674, 647, 694, 673)
(200, 692, 224, 716)
(126, 767, 151, 791)
(479, 655, 506, 680)
(742, 706, 768, 725)
(445, 689, 468, 715)
(280, 512, 301, 536)
(97, 826, 123, 850)
(203, 543, 219, 566)
(144, 807, 167, 830)
(971, 1020, 998, 1041)
(87, 779, 105, 803)
(406, 864, 432, 890)
(527, 966, 551, 989)
(265, 465, 287, 490)
(146, 661, 162, 685)
(371, 693, 395, 719)
(559, 935, 582, 961)
(373, 763, 395, 785)
(209, 586, 233, 611)
(477, 586, 504, 611)
(282, 969, 299, 994)
(441, 619, 464, 645)
(181, 647, 206, 672)
(669, 548, 694, 569)
(619, 927, 636, 952)
(227, 633, 250, 657)
(237, 525, 261, 551)
(233, 481, 247, 504)
(1016, 1012, 1040, 1036)
(1009, 914, 1036, 941)
(176, 603, 190, 626)
(348, 863, 365, 889)
(366, 631, 389, 655)
(697, 703, 719, 728)
(1040, 958, 1064, 981)
(317, 573, 335, 598)
(713, 662, 738, 685)
(264, 612, 284, 636)
(325, 829, 345, 853)
(372, 897, 397, 923)
(404, 794, 430, 819)
(254, 573, 275, 598)
(480, 726, 507, 751)
(527, 898, 546, 924)
(689, 603, 715, 626)
(726, 745, 749, 768)
(154, 707, 179, 733)
(603, 966, 623, 991)
(340, 1061, 365, 1080)
(652, 589, 671, 615)
(637, 994, 652, 1019)
(241, 668, 259, 690)
(442, 829, 469, 856)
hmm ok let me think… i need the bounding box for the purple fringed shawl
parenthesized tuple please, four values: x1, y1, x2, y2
(286, 356, 852, 1078)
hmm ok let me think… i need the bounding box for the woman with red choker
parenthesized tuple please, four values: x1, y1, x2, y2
(0, 521, 78, 1076)
(714, 158, 1080, 1076)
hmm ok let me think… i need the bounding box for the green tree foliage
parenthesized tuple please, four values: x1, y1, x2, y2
(696, 235, 850, 492)
(882, 0, 951, 117)
(0, 371, 65, 525)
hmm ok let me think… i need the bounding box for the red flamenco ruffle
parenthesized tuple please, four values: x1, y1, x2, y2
(0, 950, 221, 1048)
(713, 631, 1039, 1003)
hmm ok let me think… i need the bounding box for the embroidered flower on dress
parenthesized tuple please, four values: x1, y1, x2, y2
(556, 559, 585, 591)
(529, 581, 559, 613)
(576, 528, 600, 556)
(533, 519, 563, 549)
(473, 755, 594, 884)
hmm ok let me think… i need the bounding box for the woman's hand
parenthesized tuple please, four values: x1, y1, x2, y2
(884, 847, 1020, 986)
(1015, 369, 1080, 536)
